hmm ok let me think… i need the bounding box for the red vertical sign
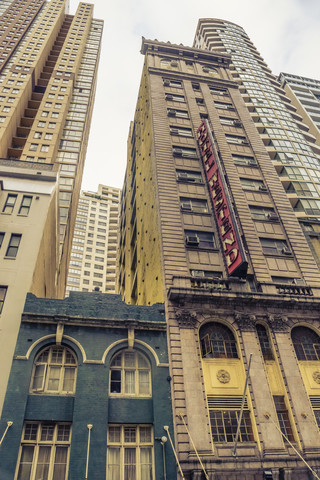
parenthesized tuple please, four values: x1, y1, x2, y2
(197, 120, 248, 277)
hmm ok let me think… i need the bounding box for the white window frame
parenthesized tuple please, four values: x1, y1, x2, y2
(107, 425, 154, 480)
(30, 346, 77, 395)
(15, 422, 71, 480)
(109, 350, 151, 397)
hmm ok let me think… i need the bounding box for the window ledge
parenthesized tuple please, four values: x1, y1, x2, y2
(4, 256, 16, 260)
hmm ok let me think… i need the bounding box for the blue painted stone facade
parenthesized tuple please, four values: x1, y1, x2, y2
(0, 292, 177, 480)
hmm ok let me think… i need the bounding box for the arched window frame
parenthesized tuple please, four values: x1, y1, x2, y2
(109, 349, 152, 397)
(291, 326, 320, 361)
(30, 345, 77, 395)
(199, 322, 238, 359)
(256, 324, 274, 361)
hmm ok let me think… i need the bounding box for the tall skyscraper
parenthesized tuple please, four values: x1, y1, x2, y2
(118, 35, 320, 479)
(0, 0, 102, 413)
(66, 184, 121, 295)
(194, 20, 320, 265)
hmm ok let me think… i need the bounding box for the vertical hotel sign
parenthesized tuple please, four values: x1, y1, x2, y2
(197, 120, 248, 277)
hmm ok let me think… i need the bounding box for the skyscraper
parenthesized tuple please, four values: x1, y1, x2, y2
(66, 184, 121, 295)
(118, 35, 320, 479)
(194, 19, 320, 265)
(0, 0, 102, 413)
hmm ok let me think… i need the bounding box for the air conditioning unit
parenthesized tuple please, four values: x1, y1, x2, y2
(186, 235, 199, 246)
(203, 67, 209, 73)
(233, 120, 242, 127)
(170, 128, 179, 135)
(248, 158, 257, 166)
(170, 60, 178, 67)
(267, 212, 279, 221)
(191, 270, 205, 277)
(167, 109, 176, 117)
(163, 79, 170, 86)
(177, 172, 188, 180)
(281, 247, 292, 255)
(292, 278, 306, 285)
(241, 140, 249, 145)
(166, 94, 173, 101)
(173, 148, 182, 156)
(181, 202, 192, 211)
(259, 184, 267, 191)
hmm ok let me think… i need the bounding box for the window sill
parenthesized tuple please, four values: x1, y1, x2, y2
(4, 256, 17, 260)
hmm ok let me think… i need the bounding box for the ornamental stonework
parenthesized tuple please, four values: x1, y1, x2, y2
(235, 313, 256, 331)
(217, 369, 231, 384)
(312, 371, 320, 384)
(175, 309, 198, 328)
(267, 314, 289, 332)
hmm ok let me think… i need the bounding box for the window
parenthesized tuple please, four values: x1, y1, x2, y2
(16, 422, 71, 480)
(292, 326, 320, 361)
(200, 323, 238, 359)
(30, 345, 77, 394)
(165, 93, 185, 103)
(19, 195, 32, 215)
(107, 425, 153, 480)
(0, 286, 7, 314)
(185, 230, 215, 248)
(260, 238, 290, 255)
(110, 350, 151, 397)
(273, 396, 294, 442)
(5, 233, 21, 258)
(249, 206, 278, 221)
(180, 197, 208, 213)
(30, 143, 38, 151)
(256, 324, 274, 360)
(208, 396, 254, 443)
(170, 126, 193, 137)
(3, 193, 17, 214)
(176, 170, 202, 183)
(240, 178, 266, 191)
(41, 145, 49, 152)
(167, 108, 189, 119)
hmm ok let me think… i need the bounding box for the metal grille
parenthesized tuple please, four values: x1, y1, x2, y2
(207, 395, 248, 410)
(310, 396, 320, 409)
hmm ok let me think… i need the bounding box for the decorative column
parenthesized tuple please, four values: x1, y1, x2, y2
(175, 309, 213, 454)
(235, 313, 285, 455)
(270, 315, 320, 453)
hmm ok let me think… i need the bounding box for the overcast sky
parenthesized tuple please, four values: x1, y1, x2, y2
(69, 0, 320, 192)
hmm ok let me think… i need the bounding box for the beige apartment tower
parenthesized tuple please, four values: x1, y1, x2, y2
(118, 36, 320, 479)
(0, 0, 102, 413)
(194, 19, 320, 272)
(66, 184, 120, 294)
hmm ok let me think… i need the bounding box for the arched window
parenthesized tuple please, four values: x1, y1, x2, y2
(30, 345, 77, 394)
(292, 326, 320, 361)
(110, 350, 151, 397)
(199, 323, 238, 359)
(256, 324, 274, 361)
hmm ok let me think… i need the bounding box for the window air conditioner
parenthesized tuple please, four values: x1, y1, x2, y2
(259, 184, 267, 191)
(292, 278, 306, 285)
(167, 109, 176, 117)
(186, 235, 199, 246)
(248, 159, 257, 166)
(173, 148, 182, 156)
(163, 79, 170, 86)
(241, 140, 249, 145)
(177, 172, 188, 180)
(170, 60, 178, 67)
(281, 247, 292, 255)
(267, 212, 279, 221)
(233, 120, 242, 127)
(181, 202, 192, 211)
(191, 270, 205, 277)
(166, 94, 173, 101)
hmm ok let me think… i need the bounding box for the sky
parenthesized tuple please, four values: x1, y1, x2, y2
(69, 0, 320, 192)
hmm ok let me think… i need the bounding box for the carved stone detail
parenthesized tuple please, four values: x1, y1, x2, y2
(267, 314, 289, 332)
(175, 309, 198, 328)
(235, 313, 256, 331)
(312, 371, 320, 384)
(217, 369, 231, 384)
